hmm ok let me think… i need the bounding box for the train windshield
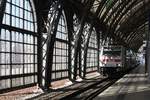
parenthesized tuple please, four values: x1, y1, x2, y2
(103, 46, 121, 57)
(103, 51, 121, 56)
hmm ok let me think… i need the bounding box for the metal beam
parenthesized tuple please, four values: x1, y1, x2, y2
(83, 25, 93, 78)
(0, 0, 6, 26)
(36, 8, 43, 89)
(73, 0, 95, 80)
(44, 4, 62, 90)
(63, 3, 74, 80)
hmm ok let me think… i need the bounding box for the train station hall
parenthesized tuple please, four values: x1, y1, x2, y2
(0, 0, 150, 100)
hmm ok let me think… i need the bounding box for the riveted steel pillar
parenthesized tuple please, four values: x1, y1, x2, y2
(97, 31, 100, 73)
(73, 0, 95, 80)
(45, 9, 62, 90)
(37, 10, 43, 89)
(82, 25, 93, 78)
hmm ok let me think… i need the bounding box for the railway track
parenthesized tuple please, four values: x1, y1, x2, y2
(29, 73, 126, 100)
(28, 76, 107, 100)
(60, 78, 117, 100)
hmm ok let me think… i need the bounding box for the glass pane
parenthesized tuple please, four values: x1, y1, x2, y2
(0, 0, 37, 90)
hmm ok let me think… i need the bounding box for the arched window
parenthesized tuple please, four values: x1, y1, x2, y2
(52, 12, 69, 81)
(0, 0, 37, 92)
(86, 29, 98, 74)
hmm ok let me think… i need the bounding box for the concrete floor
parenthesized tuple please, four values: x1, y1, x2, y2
(94, 65, 150, 100)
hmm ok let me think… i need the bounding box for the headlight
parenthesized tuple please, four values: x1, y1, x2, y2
(117, 64, 121, 67)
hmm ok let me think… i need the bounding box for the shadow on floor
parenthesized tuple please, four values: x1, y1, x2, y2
(94, 65, 150, 100)
(94, 89, 150, 100)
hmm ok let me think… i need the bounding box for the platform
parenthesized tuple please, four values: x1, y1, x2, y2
(94, 65, 150, 100)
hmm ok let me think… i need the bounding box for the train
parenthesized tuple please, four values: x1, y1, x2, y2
(99, 45, 139, 77)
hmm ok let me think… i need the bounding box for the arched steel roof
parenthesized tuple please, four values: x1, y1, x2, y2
(33, 0, 150, 51)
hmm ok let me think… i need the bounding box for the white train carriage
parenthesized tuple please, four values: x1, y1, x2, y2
(100, 45, 123, 76)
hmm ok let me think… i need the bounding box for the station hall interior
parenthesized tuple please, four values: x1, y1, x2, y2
(0, 0, 150, 100)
